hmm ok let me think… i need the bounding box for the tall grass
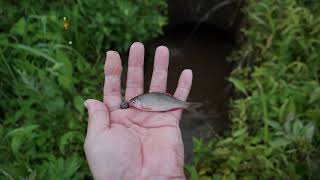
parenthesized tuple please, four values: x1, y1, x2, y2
(188, 0, 320, 179)
(0, 0, 166, 179)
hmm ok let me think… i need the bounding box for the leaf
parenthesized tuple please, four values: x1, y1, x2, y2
(0, 168, 14, 180)
(74, 96, 85, 113)
(279, 99, 289, 122)
(45, 96, 65, 113)
(305, 108, 320, 121)
(56, 51, 73, 92)
(59, 131, 81, 154)
(292, 120, 303, 137)
(198, 166, 210, 176)
(302, 122, 315, 143)
(287, 101, 296, 116)
(11, 135, 24, 157)
(7, 124, 39, 137)
(216, 137, 233, 146)
(0, 125, 3, 137)
(15, 44, 56, 63)
(10, 18, 26, 36)
(8, 125, 39, 156)
(284, 119, 291, 134)
(57, 75, 73, 92)
(45, 156, 80, 179)
(0, 34, 9, 45)
(64, 156, 82, 178)
(308, 87, 320, 104)
(184, 165, 200, 180)
(270, 137, 291, 148)
(212, 175, 223, 180)
(192, 137, 203, 150)
(56, 51, 73, 76)
(229, 173, 237, 180)
(213, 147, 230, 156)
(228, 77, 247, 95)
(28, 171, 37, 180)
(232, 128, 247, 137)
(267, 120, 282, 131)
(250, 14, 267, 26)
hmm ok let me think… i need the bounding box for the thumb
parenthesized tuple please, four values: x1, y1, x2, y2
(84, 99, 110, 139)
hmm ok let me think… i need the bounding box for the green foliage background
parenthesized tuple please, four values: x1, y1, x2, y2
(0, 0, 166, 179)
(1, 0, 320, 179)
(188, 0, 320, 179)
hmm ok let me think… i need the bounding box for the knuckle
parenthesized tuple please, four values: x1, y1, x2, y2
(153, 70, 167, 80)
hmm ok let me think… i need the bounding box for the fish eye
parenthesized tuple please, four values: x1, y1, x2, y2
(132, 100, 136, 104)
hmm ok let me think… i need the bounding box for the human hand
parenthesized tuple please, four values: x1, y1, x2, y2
(84, 42, 193, 180)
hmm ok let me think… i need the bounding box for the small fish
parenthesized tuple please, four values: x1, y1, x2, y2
(128, 92, 201, 112)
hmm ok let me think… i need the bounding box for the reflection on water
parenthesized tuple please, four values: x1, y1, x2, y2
(144, 24, 234, 162)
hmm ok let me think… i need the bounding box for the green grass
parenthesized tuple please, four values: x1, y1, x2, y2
(0, 0, 166, 179)
(188, 0, 320, 179)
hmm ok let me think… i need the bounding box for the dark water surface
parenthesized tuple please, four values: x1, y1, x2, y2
(123, 24, 234, 162)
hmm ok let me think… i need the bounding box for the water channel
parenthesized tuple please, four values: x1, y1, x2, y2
(145, 23, 235, 162)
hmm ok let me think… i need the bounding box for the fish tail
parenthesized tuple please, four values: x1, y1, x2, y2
(185, 102, 202, 112)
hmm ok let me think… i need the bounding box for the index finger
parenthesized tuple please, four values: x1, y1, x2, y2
(103, 51, 123, 111)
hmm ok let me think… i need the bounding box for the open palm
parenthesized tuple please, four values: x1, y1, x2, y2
(84, 42, 192, 180)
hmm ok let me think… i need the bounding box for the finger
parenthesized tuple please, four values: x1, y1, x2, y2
(172, 69, 193, 119)
(84, 99, 110, 139)
(125, 42, 145, 100)
(149, 46, 169, 92)
(103, 51, 122, 110)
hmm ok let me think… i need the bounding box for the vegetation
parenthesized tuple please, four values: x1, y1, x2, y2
(2, 0, 320, 179)
(187, 0, 320, 179)
(0, 0, 166, 179)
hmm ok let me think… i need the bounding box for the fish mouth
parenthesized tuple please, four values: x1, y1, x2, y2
(120, 101, 129, 109)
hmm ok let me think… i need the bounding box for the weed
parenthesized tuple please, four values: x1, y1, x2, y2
(188, 0, 320, 179)
(0, 0, 166, 179)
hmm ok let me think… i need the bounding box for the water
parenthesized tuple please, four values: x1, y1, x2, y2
(183, 0, 234, 45)
(121, 23, 234, 162)
(144, 24, 234, 162)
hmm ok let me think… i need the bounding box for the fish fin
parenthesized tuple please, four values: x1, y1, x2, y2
(142, 107, 153, 111)
(186, 102, 202, 108)
(185, 102, 202, 112)
(167, 107, 181, 112)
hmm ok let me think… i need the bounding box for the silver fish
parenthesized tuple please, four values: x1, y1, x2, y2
(128, 92, 200, 112)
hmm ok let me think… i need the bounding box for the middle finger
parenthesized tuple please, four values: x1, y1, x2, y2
(149, 46, 169, 93)
(125, 42, 145, 100)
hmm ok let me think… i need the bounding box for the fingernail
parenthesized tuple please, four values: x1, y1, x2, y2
(156, 45, 169, 53)
(106, 50, 118, 57)
(184, 69, 193, 75)
(131, 42, 144, 49)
